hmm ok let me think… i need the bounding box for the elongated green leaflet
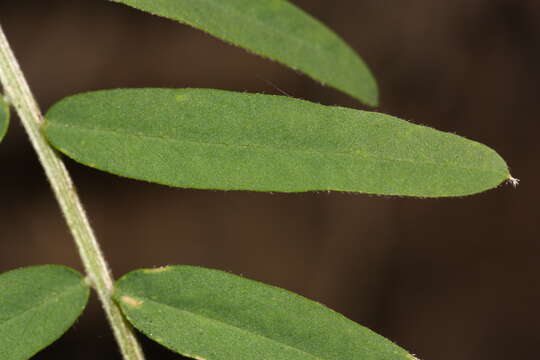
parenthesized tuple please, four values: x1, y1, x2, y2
(45, 88, 509, 197)
(115, 266, 417, 360)
(0, 95, 9, 142)
(0, 265, 90, 360)
(109, 0, 378, 105)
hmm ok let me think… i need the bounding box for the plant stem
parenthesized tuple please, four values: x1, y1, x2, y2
(0, 23, 146, 360)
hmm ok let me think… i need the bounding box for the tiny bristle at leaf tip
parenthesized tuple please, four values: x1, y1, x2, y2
(507, 176, 520, 188)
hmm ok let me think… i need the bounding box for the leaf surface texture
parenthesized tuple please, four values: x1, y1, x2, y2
(44, 88, 509, 197)
(0, 265, 90, 360)
(115, 266, 417, 360)
(110, 0, 378, 105)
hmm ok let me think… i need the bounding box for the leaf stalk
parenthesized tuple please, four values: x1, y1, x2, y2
(0, 23, 146, 360)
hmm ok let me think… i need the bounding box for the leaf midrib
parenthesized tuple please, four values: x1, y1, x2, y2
(0, 282, 84, 329)
(47, 121, 505, 176)
(129, 296, 403, 360)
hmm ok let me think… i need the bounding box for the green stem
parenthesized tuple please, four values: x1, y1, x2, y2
(0, 23, 146, 360)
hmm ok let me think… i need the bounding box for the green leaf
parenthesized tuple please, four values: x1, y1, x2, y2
(109, 0, 378, 105)
(115, 265, 417, 360)
(0, 95, 9, 142)
(0, 265, 90, 360)
(44, 88, 510, 197)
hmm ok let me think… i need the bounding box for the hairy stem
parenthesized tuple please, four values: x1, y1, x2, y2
(0, 23, 145, 360)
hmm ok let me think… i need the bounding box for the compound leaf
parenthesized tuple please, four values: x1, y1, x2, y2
(0, 265, 90, 360)
(44, 88, 510, 197)
(115, 265, 417, 360)
(110, 0, 377, 105)
(0, 95, 9, 142)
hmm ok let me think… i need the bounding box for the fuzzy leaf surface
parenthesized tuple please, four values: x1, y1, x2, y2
(115, 265, 417, 360)
(0, 265, 90, 360)
(44, 88, 510, 197)
(0, 95, 9, 142)
(110, 0, 378, 105)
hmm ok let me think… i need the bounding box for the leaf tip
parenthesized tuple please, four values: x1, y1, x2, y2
(121, 296, 143, 308)
(507, 175, 520, 188)
(363, 86, 379, 108)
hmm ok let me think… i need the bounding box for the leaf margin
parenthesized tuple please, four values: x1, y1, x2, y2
(114, 265, 418, 360)
(0, 264, 90, 360)
(108, 0, 379, 105)
(43, 87, 511, 198)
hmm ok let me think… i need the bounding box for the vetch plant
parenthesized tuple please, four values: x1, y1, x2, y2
(0, 1, 516, 360)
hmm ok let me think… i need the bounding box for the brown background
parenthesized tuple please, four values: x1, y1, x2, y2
(0, 1, 538, 359)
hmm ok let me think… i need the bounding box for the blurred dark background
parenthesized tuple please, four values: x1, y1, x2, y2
(0, 1, 537, 359)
